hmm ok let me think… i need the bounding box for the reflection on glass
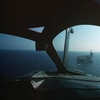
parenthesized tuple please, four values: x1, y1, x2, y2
(28, 26, 45, 33)
(63, 28, 74, 67)
(53, 25, 100, 76)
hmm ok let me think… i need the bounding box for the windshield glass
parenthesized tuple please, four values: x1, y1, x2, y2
(0, 33, 56, 77)
(53, 25, 100, 76)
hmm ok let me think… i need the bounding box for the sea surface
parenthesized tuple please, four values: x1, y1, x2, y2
(0, 50, 100, 77)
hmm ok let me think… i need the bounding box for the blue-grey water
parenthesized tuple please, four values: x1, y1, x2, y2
(58, 51, 100, 76)
(0, 50, 57, 77)
(0, 50, 100, 77)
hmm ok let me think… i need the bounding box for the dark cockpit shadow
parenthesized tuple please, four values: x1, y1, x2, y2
(77, 60, 93, 65)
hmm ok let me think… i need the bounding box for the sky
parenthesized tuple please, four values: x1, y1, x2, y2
(0, 33, 35, 50)
(1, 25, 100, 52)
(53, 25, 100, 52)
(0, 27, 44, 50)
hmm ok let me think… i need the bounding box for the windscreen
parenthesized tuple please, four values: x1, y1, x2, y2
(0, 33, 56, 77)
(53, 25, 100, 76)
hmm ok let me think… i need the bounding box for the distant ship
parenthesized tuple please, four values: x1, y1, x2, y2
(76, 50, 93, 63)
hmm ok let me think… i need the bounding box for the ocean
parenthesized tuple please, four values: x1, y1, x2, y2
(0, 50, 100, 77)
(0, 50, 57, 77)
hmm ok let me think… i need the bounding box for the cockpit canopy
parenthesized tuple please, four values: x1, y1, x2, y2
(1, 0, 100, 75)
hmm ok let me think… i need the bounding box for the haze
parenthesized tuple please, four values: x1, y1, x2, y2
(1, 25, 100, 52)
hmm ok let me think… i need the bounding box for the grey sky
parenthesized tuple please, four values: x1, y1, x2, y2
(0, 33, 35, 50)
(0, 27, 45, 50)
(1, 25, 100, 52)
(53, 25, 100, 52)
